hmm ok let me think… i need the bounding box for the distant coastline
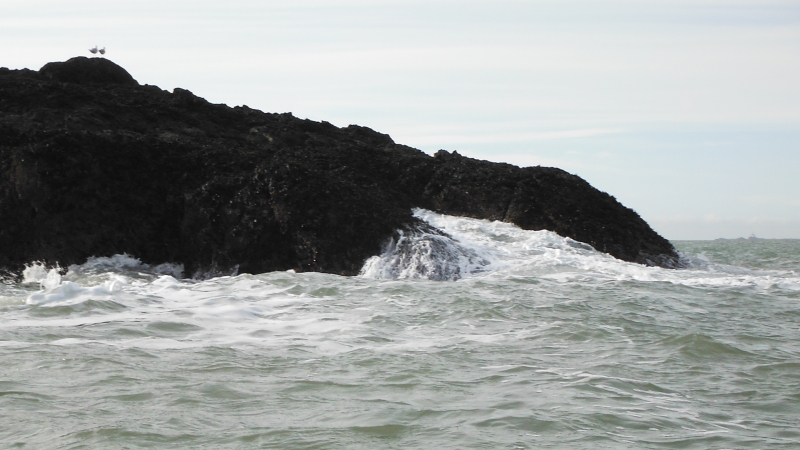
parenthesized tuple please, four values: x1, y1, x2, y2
(669, 237, 800, 242)
(713, 235, 800, 242)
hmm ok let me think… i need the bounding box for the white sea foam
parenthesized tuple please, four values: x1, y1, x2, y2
(360, 209, 800, 291)
(361, 208, 627, 281)
(14, 266, 371, 352)
(359, 225, 493, 281)
(26, 276, 127, 306)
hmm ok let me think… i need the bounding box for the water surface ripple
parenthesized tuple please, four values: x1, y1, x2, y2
(1, 215, 799, 449)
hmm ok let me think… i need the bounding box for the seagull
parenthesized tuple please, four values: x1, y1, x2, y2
(99, 47, 105, 55)
(89, 46, 98, 54)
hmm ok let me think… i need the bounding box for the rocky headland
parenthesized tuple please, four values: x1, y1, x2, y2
(0, 57, 681, 280)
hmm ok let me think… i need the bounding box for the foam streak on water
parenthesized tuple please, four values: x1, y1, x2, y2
(1, 212, 799, 449)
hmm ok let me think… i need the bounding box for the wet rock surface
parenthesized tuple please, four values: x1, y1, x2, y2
(0, 57, 681, 279)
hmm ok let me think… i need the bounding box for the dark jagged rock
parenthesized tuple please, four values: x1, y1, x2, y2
(0, 57, 682, 280)
(39, 56, 138, 86)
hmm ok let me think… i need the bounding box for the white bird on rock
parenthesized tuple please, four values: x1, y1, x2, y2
(99, 47, 105, 55)
(89, 46, 98, 54)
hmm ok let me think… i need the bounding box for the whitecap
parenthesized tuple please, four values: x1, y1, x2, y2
(360, 209, 800, 292)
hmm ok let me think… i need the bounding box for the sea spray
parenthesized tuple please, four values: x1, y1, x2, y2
(359, 221, 492, 281)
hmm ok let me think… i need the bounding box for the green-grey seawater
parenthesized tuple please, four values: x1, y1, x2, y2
(1, 213, 798, 449)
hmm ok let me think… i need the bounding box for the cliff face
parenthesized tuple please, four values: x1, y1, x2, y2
(0, 57, 681, 279)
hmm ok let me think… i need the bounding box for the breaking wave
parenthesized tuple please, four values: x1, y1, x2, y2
(361, 209, 624, 281)
(360, 210, 800, 291)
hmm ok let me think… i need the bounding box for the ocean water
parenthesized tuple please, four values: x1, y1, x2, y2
(1, 210, 799, 449)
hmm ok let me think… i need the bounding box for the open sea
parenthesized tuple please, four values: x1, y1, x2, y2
(1, 210, 799, 449)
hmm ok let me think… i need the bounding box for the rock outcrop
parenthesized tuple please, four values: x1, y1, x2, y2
(0, 57, 681, 280)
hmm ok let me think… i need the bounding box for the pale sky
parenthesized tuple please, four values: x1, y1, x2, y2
(2, 0, 799, 239)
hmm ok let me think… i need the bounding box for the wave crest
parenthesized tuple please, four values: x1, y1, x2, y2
(360, 223, 492, 281)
